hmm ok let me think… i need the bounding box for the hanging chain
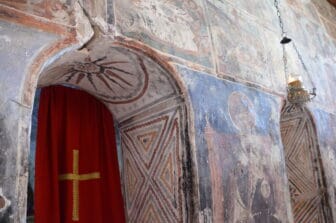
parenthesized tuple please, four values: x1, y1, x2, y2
(292, 42, 316, 90)
(274, 0, 289, 84)
(274, 0, 285, 37)
(282, 44, 289, 83)
(274, 0, 316, 100)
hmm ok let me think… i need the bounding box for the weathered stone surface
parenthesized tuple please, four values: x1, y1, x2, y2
(0, 101, 23, 223)
(312, 0, 336, 23)
(311, 109, 336, 222)
(79, 0, 110, 33)
(0, 0, 111, 35)
(114, 0, 213, 67)
(282, 7, 334, 57)
(285, 0, 321, 24)
(0, 0, 76, 26)
(321, 16, 336, 40)
(0, 104, 31, 223)
(207, 1, 285, 92)
(0, 21, 57, 222)
(0, 21, 57, 102)
(0, 188, 11, 222)
(217, 0, 279, 28)
(0, 0, 336, 222)
(180, 66, 291, 222)
(106, 0, 114, 25)
(308, 58, 336, 114)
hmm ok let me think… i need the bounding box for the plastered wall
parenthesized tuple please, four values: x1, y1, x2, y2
(0, 0, 335, 222)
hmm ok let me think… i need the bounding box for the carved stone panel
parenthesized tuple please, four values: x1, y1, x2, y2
(120, 102, 186, 222)
(281, 104, 331, 222)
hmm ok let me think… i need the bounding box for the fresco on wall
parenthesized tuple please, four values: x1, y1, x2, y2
(209, 0, 278, 26)
(38, 41, 180, 121)
(206, 0, 284, 91)
(0, 0, 112, 28)
(179, 66, 290, 222)
(311, 108, 336, 222)
(0, 0, 76, 25)
(313, 0, 336, 24)
(115, 0, 212, 67)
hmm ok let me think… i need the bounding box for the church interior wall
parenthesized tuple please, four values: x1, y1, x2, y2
(115, 0, 336, 221)
(180, 66, 291, 222)
(0, 20, 59, 222)
(0, 0, 335, 222)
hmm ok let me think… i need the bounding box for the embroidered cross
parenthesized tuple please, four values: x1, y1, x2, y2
(59, 150, 100, 221)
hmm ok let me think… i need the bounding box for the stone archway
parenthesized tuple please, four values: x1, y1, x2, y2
(25, 37, 196, 222)
(280, 103, 332, 222)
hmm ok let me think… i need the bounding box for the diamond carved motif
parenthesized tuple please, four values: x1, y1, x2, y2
(281, 105, 330, 222)
(121, 107, 185, 223)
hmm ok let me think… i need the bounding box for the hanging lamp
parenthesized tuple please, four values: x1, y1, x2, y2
(273, 0, 316, 104)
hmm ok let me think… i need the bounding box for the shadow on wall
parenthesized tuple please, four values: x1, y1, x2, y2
(0, 190, 11, 223)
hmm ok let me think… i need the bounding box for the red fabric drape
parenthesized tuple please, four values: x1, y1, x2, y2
(35, 85, 125, 223)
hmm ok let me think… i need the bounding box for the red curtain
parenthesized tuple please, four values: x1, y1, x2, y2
(35, 85, 125, 223)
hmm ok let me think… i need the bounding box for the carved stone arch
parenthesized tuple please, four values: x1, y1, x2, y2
(23, 37, 197, 222)
(280, 102, 332, 222)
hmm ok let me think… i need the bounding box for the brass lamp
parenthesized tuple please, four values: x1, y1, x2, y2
(287, 76, 316, 104)
(273, 0, 317, 104)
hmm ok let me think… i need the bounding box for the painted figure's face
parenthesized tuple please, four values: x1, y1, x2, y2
(261, 180, 271, 199)
(228, 92, 256, 133)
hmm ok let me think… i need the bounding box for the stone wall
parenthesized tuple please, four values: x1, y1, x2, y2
(180, 66, 291, 221)
(113, 0, 336, 221)
(0, 0, 335, 222)
(0, 20, 58, 222)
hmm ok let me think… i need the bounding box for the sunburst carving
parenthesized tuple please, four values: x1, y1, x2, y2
(56, 56, 149, 104)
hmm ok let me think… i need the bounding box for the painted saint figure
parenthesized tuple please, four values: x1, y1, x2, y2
(205, 91, 281, 222)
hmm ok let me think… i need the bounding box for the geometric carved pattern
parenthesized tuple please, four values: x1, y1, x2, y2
(36, 41, 189, 222)
(123, 116, 169, 170)
(120, 105, 185, 222)
(281, 104, 330, 222)
(57, 56, 149, 104)
(38, 43, 180, 120)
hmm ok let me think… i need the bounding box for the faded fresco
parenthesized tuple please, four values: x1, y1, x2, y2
(307, 60, 336, 115)
(180, 66, 291, 222)
(38, 39, 181, 121)
(207, 0, 284, 91)
(114, 0, 212, 67)
(0, 0, 76, 25)
(0, 0, 112, 29)
(1, 0, 336, 222)
(311, 109, 336, 222)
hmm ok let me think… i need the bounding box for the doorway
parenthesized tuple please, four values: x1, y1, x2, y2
(280, 103, 332, 222)
(28, 85, 125, 222)
(26, 40, 195, 222)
